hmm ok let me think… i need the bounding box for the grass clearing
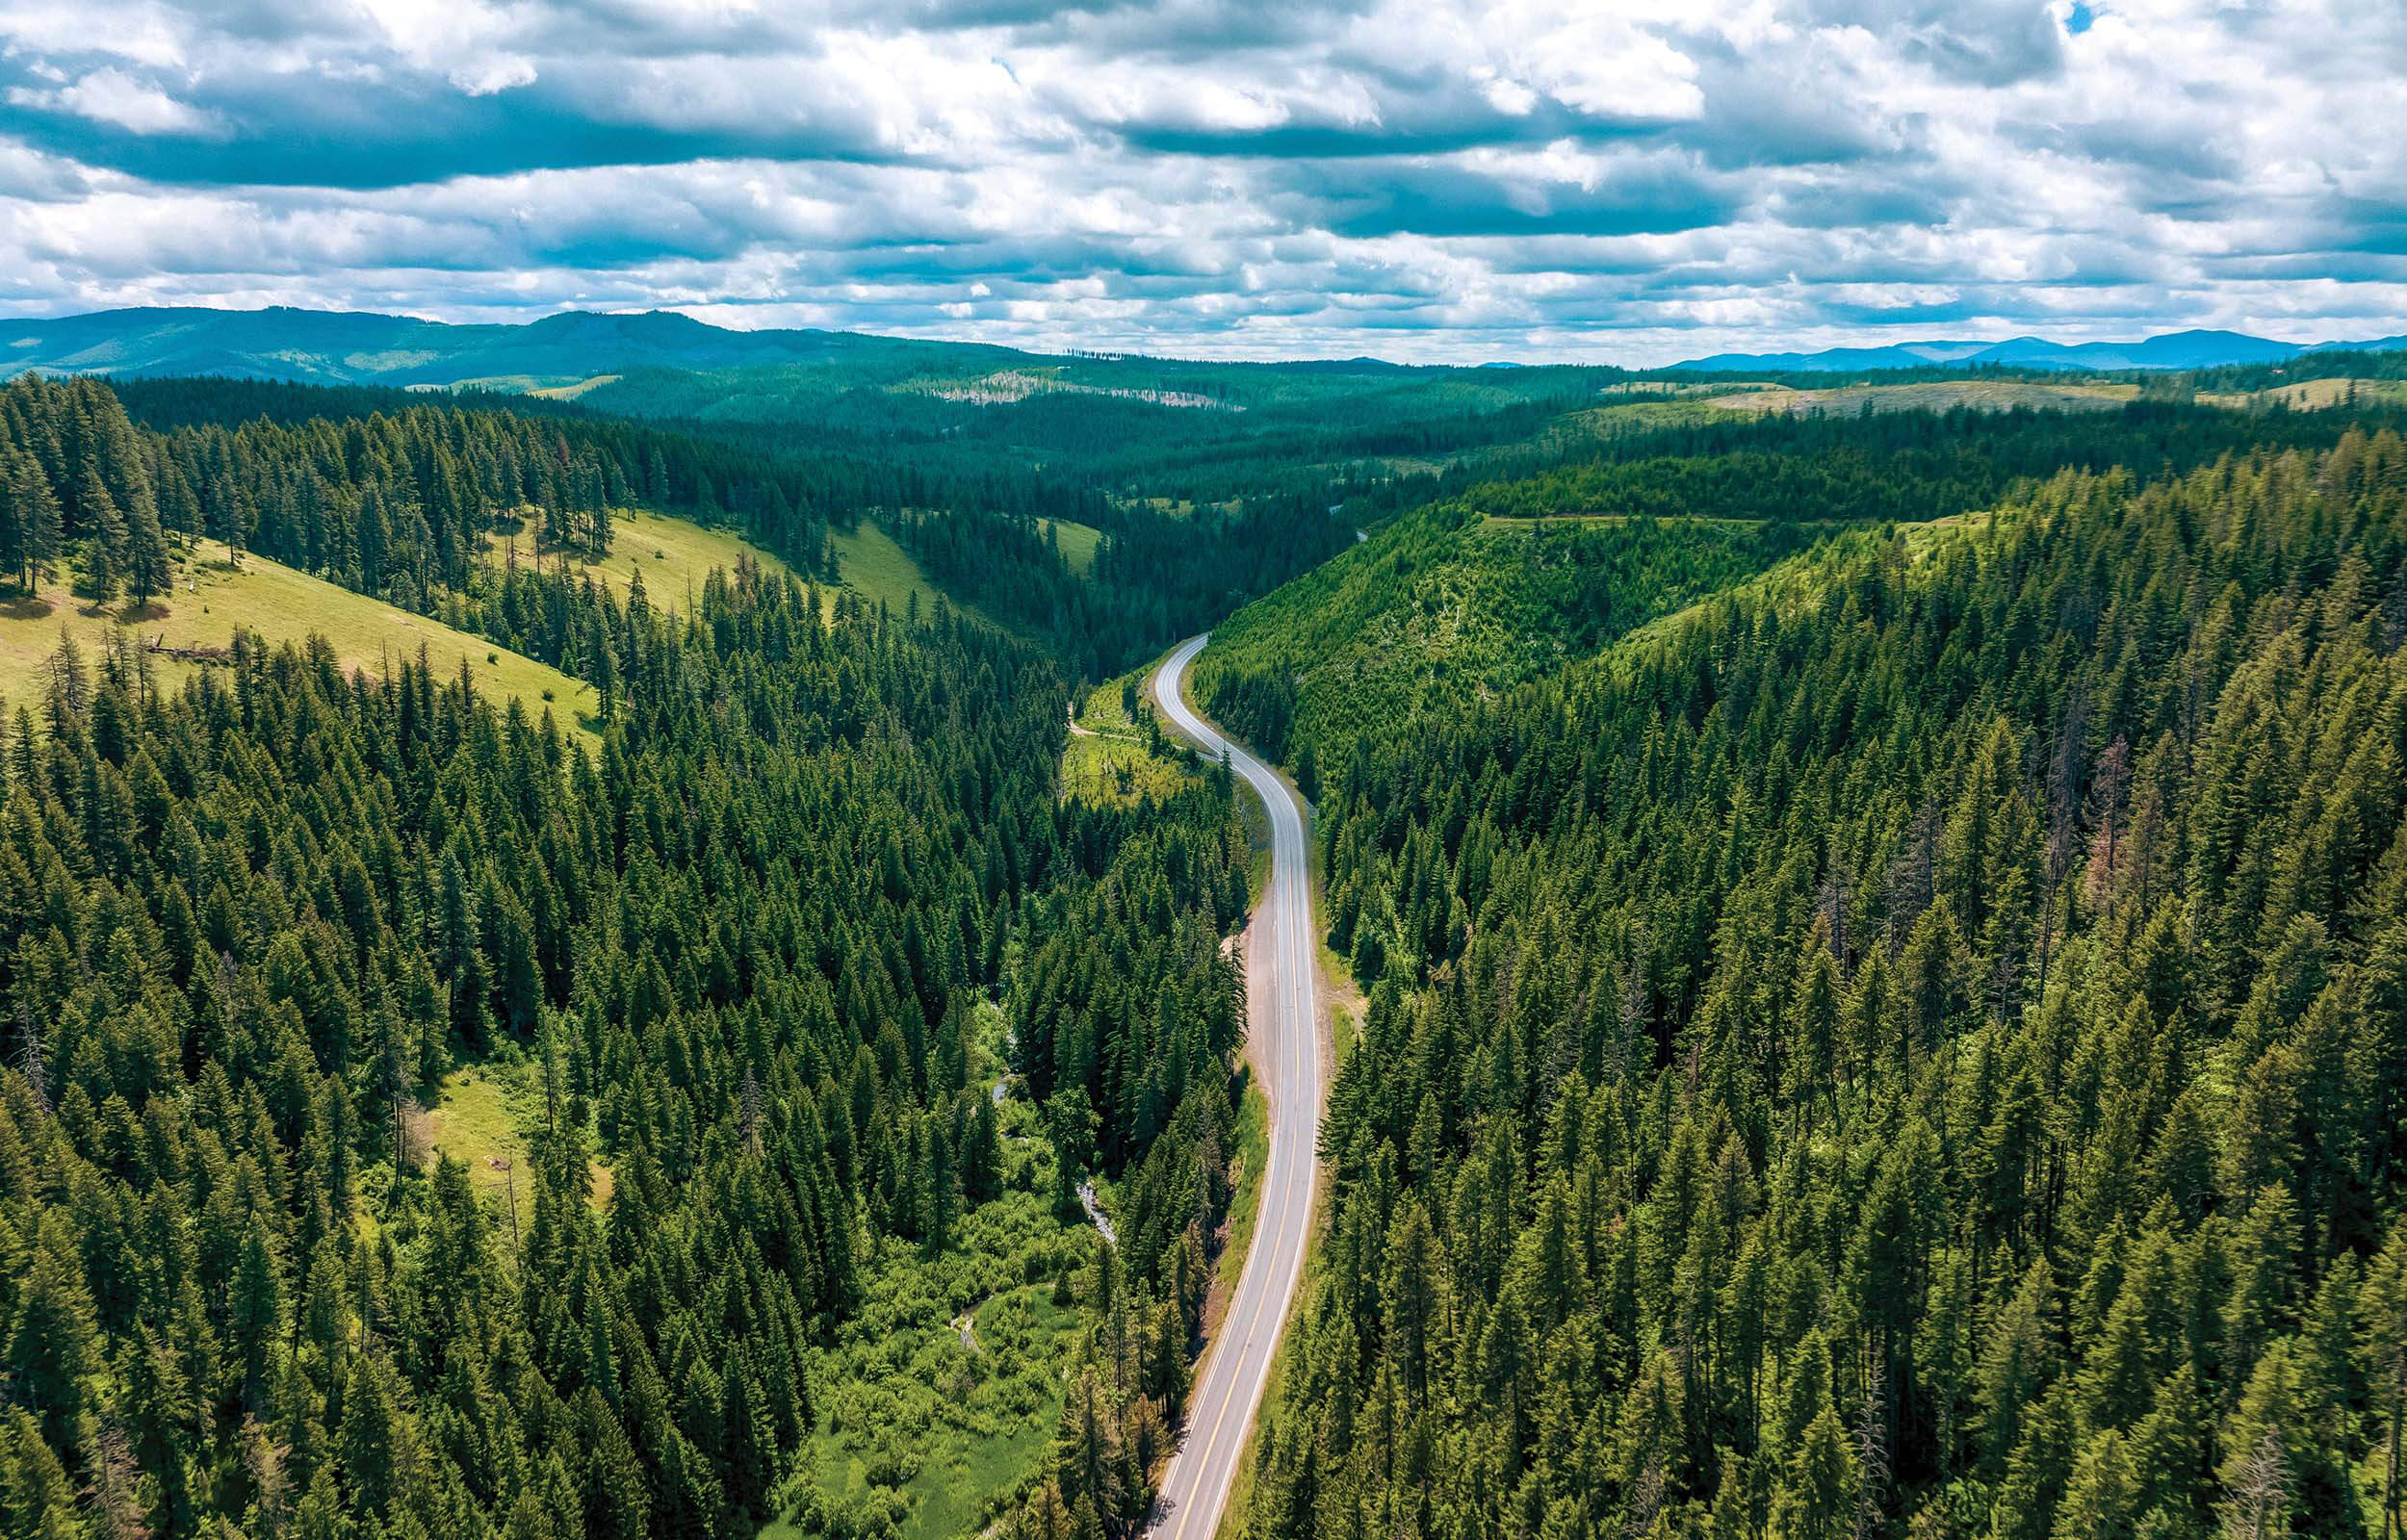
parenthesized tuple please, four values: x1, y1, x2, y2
(524, 373, 623, 399)
(1708, 378, 2137, 417)
(487, 504, 994, 636)
(483, 506, 787, 615)
(422, 1060, 613, 1234)
(1062, 666, 1201, 808)
(1061, 729, 1194, 807)
(770, 1001, 1093, 1540)
(773, 1198, 1095, 1540)
(2198, 377, 2407, 411)
(0, 538, 598, 745)
(1595, 379, 1776, 399)
(829, 521, 979, 623)
(797, 1278, 1085, 1540)
(1040, 518, 1103, 576)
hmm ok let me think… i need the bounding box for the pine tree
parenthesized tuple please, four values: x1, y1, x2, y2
(13, 452, 61, 588)
(10, 1216, 99, 1450)
(125, 490, 171, 610)
(78, 462, 127, 607)
(1770, 1403, 1859, 1540)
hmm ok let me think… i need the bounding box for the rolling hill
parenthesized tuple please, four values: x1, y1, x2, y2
(1673, 325, 2407, 373)
(0, 305, 1014, 389)
(0, 500, 955, 751)
(1188, 500, 1825, 771)
(0, 536, 599, 739)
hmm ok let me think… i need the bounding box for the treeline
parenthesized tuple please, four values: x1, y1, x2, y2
(1242, 429, 2407, 1538)
(893, 495, 1356, 680)
(944, 377, 1611, 506)
(580, 356, 1612, 515)
(0, 547, 1254, 1536)
(1340, 395, 2407, 529)
(2186, 351, 2407, 395)
(0, 374, 840, 613)
(115, 374, 1121, 542)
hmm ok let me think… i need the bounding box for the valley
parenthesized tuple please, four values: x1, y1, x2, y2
(3, 3, 2402, 1537)
(5, 324, 2407, 1540)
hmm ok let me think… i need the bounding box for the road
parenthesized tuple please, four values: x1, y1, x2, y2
(1146, 633, 1324, 1540)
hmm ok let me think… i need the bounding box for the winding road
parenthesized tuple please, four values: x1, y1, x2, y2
(1146, 634, 1325, 1540)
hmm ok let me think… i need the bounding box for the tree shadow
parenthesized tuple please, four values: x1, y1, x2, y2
(0, 595, 53, 621)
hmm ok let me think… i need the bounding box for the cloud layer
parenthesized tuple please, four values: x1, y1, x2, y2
(0, 0, 2399, 363)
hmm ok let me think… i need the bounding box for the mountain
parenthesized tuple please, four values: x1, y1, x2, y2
(0, 304, 1010, 387)
(1237, 409, 2407, 1540)
(1672, 341, 1997, 372)
(16, 306, 2404, 389)
(1674, 325, 2407, 373)
(2315, 331, 2407, 354)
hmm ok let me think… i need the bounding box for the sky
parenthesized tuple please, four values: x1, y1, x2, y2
(0, 0, 2399, 365)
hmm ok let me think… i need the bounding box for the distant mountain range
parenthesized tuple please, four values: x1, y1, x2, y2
(0, 305, 1005, 389)
(1672, 327, 2407, 374)
(4, 307, 2405, 387)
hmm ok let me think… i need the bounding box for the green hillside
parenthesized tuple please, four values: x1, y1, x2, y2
(480, 505, 789, 612)
(1710, 378, 2139, 416)
(1239, 424, 2407, 1540)
(0, 535, 597, 737)
(0, 503, 939, 757)
(0, 368, 1263, 1540)
(1040, 518, 1103, 576)
(1190, 500, 1826, 771)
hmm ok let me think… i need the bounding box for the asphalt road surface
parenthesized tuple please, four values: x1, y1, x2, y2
(1146, 633, 1325, 1540)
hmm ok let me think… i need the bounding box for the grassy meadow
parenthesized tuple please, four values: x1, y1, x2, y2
(0, 536, 597, 738)
(1061, 666, 1202, 806)
(482, 505, 789, 614)
(1039, 518, 1103, 576)
(422, 1060, 616, 1233)
(1709, 377, 2138, 416)
(831, 520, 987, 624)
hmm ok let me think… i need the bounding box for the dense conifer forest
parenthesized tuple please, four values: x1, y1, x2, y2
(0, 373, 841, 619)
(893, 497, 1358, 680)
(1336, 394, 2407, 532)
(1, 373, 1369, 689)
(9, 343, 2407, 1540)
(1236, 428, 2407, 1539)
(0, 371, 1272, 1538)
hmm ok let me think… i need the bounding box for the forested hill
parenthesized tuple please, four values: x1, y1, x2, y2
(892, 497, 1359, 681)
(104, 374, 1114, 541)
(1197, 398, 2407, 771)
(0, 366, 1267, 1536)
(0, 372, 841, 613)
(0, 372, 1373, 686)
(1240, 427, 2407, 1538)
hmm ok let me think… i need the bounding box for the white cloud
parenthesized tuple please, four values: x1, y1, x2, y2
(8, 67, 220, 136)
(450, 57, 537, 96)
(0, 0, 2392, 361)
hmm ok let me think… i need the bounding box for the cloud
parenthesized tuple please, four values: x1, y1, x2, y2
(7, 67, 221, 137)
(0, 0, 2393, 363)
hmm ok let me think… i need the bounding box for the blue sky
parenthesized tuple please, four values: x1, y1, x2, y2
(0, 0, 2398, 364)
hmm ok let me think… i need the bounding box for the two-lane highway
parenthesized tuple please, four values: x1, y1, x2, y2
(1147, 633, 1325, 1540)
